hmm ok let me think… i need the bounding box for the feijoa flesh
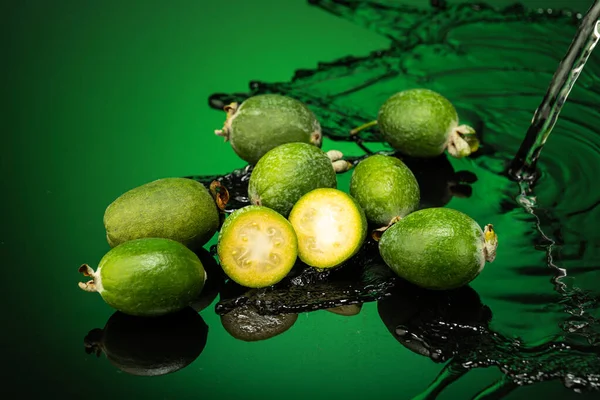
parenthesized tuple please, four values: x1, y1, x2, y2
(376, 89, 478, 158)
(215, 94, 322, 165)
(84, 307, 208, 376)
(350, 154, 420, 227)
(104, 177, 219, 249)
(78, 238, 206, 317)
(288, 188, 367, 269)
(217, 206, 298, 288)
(248, 142, 342, 217)
(378, 208, 498, 290)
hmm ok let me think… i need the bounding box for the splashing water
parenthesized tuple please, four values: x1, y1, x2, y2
(509, 0, 600, 182)
(202, 0, 600, 395)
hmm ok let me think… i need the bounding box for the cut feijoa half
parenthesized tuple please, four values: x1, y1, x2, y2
(288, 188, 367, 269)
(378, 207, 498, 290)
(217, 205, 298, 288)
(78, 238, 206, 317)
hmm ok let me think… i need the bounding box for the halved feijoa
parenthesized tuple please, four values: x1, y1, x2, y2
(78, 238, 206, 317)
(288, 188, 367, 269)
(217, 206, 298, 288)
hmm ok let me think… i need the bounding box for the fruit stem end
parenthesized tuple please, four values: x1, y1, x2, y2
(447, 125, 478, 158)
(214, 102, 239, 142)
(78, 264, 98, 292)
(350, 120, 378, 136)
(483, 224, 498, 262)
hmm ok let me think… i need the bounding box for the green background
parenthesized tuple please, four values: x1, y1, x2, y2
(2, 0, 597, 399)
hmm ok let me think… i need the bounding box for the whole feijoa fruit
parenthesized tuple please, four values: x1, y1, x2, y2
(104, 177, 219, 249)
(289, 188, 367, 269)
(377, 89, 478, 158)
(217, 206, 298, 288)
(349, 154, 420, 227)
(78, 238, 206, 317)
(214, 94, 322, 164)
(248, 143, 342, 217)
(378, 208, 498, 290)
(84, 307, 208, 376)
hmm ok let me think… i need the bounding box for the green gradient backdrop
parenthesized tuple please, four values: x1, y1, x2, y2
(2, 0, 596, 399)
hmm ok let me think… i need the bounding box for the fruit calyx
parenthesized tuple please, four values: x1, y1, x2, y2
(78, 264, 102, 293)
(483, 224, 498, 262)
(209, 180, 230, 212)
(371, 216, 402, 241)
(326, 150, 353, 173)
(310, 129, 323, 147)
(447, 124, 478, 158)
(214, 102, 239, 142)
(83, 328, 105, 357)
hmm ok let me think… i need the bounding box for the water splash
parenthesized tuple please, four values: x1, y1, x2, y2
(509, 0, 600, 181)
(203, 0, 600, 394)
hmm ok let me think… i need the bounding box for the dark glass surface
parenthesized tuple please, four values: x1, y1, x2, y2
(3, 0, 600, 398)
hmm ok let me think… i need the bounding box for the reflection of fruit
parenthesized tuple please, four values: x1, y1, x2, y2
(377, 283, 492, 361)
(326, 304, 363, 316)
(248, 143, 337, 217)
(378, 89, 477, 158)
(221, 304, 298, 342)
(289, 188, 367, 269)
(350, 154, 420, 227)
(400, 154, 477, 209)
(379, 208, 497, 290)
(104, 177, 219, 249)
(190, 247, 225, 312)
(217, 206, 298, 288)
(214, 94, 322, 164)
(84, 307, 208, 376)
(78, 238, 206, 316)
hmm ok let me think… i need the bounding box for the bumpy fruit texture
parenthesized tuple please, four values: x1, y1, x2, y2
(248, 143, 337, 217)
(289, 188, 367, 269)
(81, 238, 206, 317)
(378, 89, 458, 158)
(217, 206, 298, 288)
(379, 208, 493, 290)
(104, 177, 219, 249)
(349, 154, 420, 226)
(218, 94, 322, 165)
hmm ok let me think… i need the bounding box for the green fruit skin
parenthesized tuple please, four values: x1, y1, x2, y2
(349, 154, 420, 226)
(378, 89, 458, 158)
(98, 238, 206, 317)
(248, 143, 337, 217)
(104, 177, 219, 249)
(378, 208, 485, 290)
(229, 94, 322, 164)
